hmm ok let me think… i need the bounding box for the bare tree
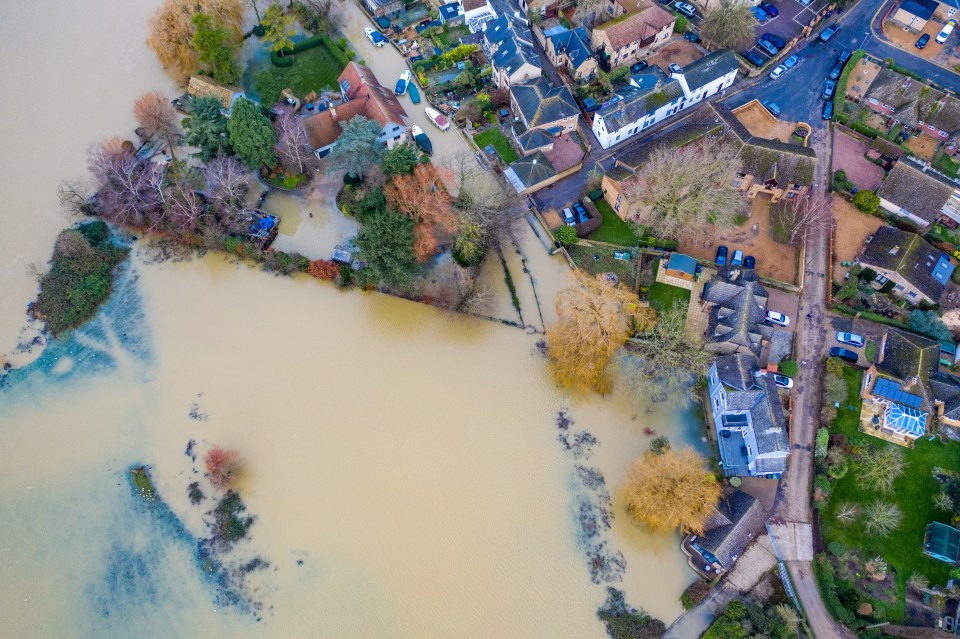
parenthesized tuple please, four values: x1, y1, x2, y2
(857, 446, 906, 494)
(773, 194, 833, 246)
(147, 0, 247, 82)
(88, 137, 163, 228)
(168, 182, 205, 233)
(573, 0, 606, 28)
(134, 91, 182, 159)
(700, 0, 757, 51)
(440, 148, 482, 196)
(274, 111, 317, 176)
(625, 140, 746, 242)
(864, 501, 903, 538)
(204, 156, 249, 228)
(296, 0, 343, 33)
(57, 178, 94, 217)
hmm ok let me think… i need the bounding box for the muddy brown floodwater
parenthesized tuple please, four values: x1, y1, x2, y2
(0, 1, 704, 636)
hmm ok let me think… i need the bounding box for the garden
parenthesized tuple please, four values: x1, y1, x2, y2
(649, 260, 691, 311)
(586, 198, 642, 246)
(566, 243, 640, 289)
(474, 127, 518, 164)
(251, 34, 352, 105)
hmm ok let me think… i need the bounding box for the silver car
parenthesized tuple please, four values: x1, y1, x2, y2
(836, 332, 865, 347)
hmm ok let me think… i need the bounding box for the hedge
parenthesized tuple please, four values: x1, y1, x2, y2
(833, 49, 864, 116)
(270, 34, 351, 69)
(638, 236, 679, 250)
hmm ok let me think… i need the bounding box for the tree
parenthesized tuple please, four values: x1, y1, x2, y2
(822, 371, 847, 406)
(700, 0, 756, 51)
(183, 95, 232, 161)
(191, 12, 241, 83)
(834, 501, 860, 525)
(292, 0, 343, 34)
(385, 163, 458, 262)
(204, 445, 242, 491)
(556, 225, 578, 246)
(547, 271, 643, 393)
(227, 98, 278, 169)
(146, 0, 246, 82)
(623, 447, 722, 535)
(772, 194, 833, 246)
(88, 137, 163, 228)
(355, 210, 421, 290)
(204, 156, 249, 227)
(451, 178, 511, 267)
(864, 500, 903, 537)
(327, 115, 384, 180)
(625, 140, 745, 242)
(261, 4, 296, 55)
(596, 587, 666, 639)
(858, 446, 906, 493)
(133, 91, 182, 159)
(621, 301, 712, 403)
(573, 0, 605, 28)
(853, 189, 880, 213)
(381, 142, 421, 176)
(274, 111, 316, 175)
(650, 436, 671, 455)
(910, 309, 953, 341)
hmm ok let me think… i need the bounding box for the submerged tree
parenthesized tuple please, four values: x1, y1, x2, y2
(88, 137, 163, 228)
(204, 155, 248, 227)
(623, 447, 721, 535)
(261, 4, 296, 55)
(146, 0, 246, 82)
(625, 140, 745, 242)
(385, 163, 458, 262)
(326, 115, 384, 181)
(274, 111, 317, 176)
(204, 445, 242, 491)
(133, 91, 182, 159)
(183, 95, 233, 161)
(700, 0, 756, 51)
(191, 12, 242, 84)
(355, 210, 421, 291)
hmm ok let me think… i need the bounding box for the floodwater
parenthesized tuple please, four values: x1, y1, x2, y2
(0, 1, 703, 636)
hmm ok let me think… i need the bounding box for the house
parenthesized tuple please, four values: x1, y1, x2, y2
(482, 13, 531, 56)
(517, 0, 559, 20)
(701, 266, 770, 357)
(858, 226, 954, 305)
(463, 0, 498, 32)
(877, 159, 960, 227)
(859, 328, 939, 445)
(664, 253, 698, 281)
(438, 2, 464, 25)
(931, 373, 960, 429)
(186, 76, 246, 116)
(364, 0, 402, 18)
(512, 126, 557, 155)
(591, 50, 739, 150)
(707, 354, 790, 477)
(503, 132, 585, 194)
(510, 76, 580, 133)
(486, 16, 542, 88)
(590, 5, 675, 68)
(545, 27, 598, 82)
(302, 62, 410, 156)
(891, 0, 938, 31)
(682, 489, 767, 578)
(924, 522, 960, 564)
(863, 68, 960, 144)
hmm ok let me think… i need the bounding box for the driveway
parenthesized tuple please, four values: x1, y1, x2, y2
(768, 289, 800, 333)
(832, 129, 885, 190)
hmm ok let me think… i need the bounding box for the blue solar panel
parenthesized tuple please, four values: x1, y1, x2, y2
(874, 377, 924, 408)
(933, 255, 956, 285)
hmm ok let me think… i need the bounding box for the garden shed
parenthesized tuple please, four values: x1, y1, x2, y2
(923, 522, 960, 564)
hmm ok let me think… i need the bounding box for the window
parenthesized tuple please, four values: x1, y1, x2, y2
(616, 194, 622, 204)
(876, 274, 889, 284)
(908, 291, 918, 298)
(786, 192, 797, 199)
(714, 397, 721, 410)
(614, 202, 620, 211)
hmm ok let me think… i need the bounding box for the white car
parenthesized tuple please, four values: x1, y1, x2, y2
(769, 65, 786, 80)
(772, 373, 794, 389)
(836, 332, 865, 347)
(765, 310, 790, 326)
(675, 1, 697, 17)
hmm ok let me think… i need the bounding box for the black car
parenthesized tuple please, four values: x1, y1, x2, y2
(759, 2, 778, 17)
(716, 245, 728, 265)
(917, 33, 931, 48)
(838, 49, 851, 64)
(683, 31, 700, 43)
(762, 33, 786, 49)
(830, 347, 858, 363)
(742, 50, 765, 67)
(744, 255, 756, 269)
(822, 79, 836, 99)
(829, 62, 844, 80)
(630, 60, 649, 73)
(822, 100, 834, 120)
(757, 38, 780, 55)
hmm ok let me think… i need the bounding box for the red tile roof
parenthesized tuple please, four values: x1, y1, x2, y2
(543, 132, 584, 173)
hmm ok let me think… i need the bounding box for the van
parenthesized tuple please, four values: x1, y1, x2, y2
(562, 208, 575, 226)
(838, 49, 851, 64)
(732, 249, 744, 266)
(937, 20, 956, 44)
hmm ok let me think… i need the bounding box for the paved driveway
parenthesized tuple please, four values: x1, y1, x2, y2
(832, 129, 884, 190)
(767, 289, 800, 333)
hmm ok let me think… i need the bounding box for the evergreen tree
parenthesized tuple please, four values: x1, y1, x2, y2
(227, 98, 278, 169)
(183, 95, 233, 161)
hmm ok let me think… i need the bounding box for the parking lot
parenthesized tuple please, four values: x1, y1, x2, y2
(741, 0, 832, 67)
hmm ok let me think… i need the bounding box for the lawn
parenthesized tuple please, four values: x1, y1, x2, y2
(252, 42, 346, 105)
(566, 243, 638, 288)
(473, 128, 518, 164)
(769, 203, 793, 245)
(820, 366, 960, 622)
(586, 198, 642, 246)
(649, 260, 691, 311)
(934, 151, 960, 178)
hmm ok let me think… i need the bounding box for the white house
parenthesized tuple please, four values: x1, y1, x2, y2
(591, 50, 739, 150)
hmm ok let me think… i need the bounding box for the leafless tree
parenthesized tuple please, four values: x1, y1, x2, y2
(274, 112, 317, 176)
(773, 194, 833, 246)
(625, 140, 746, 243)
(57, 178, 94, 217)
(168, 183, 204, 232)
(440, 148, 482, 195)
(296, 0, 343, 32)
(134, 91, 182, 159)
(572, 0, 605, 28)
(700, 0, 756, 50)
(88, 138, 163, 228)
(204, 156, 249, 228)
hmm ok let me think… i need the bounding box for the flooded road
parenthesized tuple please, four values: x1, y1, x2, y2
(0, 1, 702, 636)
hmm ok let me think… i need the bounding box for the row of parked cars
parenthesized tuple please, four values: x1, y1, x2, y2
(715, 245, 756, 268)
(562, 201, 592, 226)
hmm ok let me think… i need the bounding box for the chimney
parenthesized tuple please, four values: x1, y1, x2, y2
(330, 105, 337, 119)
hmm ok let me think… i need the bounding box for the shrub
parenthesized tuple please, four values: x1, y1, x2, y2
(853, 189, 880, 213)
(680, 580, 711, 610)
(306, 259, 340, 280)
(674, 15, 687, 32)
(270, 50, 295, 67)
(556, 225, 579, 246)
(779, 359, 798, 377)
(815, 427, 829, 458)
(910, 309, 952, 341)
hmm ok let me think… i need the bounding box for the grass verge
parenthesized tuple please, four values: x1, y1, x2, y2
(586, 199, 641, 246)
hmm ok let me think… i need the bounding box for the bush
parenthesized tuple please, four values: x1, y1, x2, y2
(832, 169, 854, 192)
(910, 309, 952, 341)
(779, 360, 798, 377)
(556, 225, 579, 246)
(674, 15, 687, 32)
(815, 427, 829, 458)
(680, 580, 711, 610)
(853, 189, 880, 213)
(827, 541, 846, 556)
(270, 50, 295, 67)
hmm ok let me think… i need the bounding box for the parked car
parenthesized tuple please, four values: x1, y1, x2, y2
(757, 38, 780, 55)
(916, 33, 931, 49)
(937, 20, 956, 44)
(669, 63, 683, 73)
(675, 1, 697, 17)
(744, 255, 756, 269)
(760, 2, 779, 17)
(732, 249, 744, 266)
(769, 65, 786, 80)
(822, 100, 834, 120)
(743, 50, 766, 67)
(683, 31, 700, 43)
(838, 49, 851, 64)
(836, 332, 865, 347)
(783, 54, 800, 69)
(772, 374, 794, 389)
(761, 100, 781, 117)
(820, 24, 839, 41)
(829, 62, 844, 80)
(762, 33, 786, 49)
(751, 6, 769, 22)
(572, 202, 589, 223)
(765, 311, 790, 326)
(830, 346, 859, 363)
(562, 208, 575, 226)
(822, 79, 836, 99)
(630, 60, 649, 73)
(716, 245, 728, 265)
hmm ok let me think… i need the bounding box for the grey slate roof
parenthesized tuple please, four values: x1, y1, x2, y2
(767, 330, 793, 366)
(899, 0, 938, 22)
(696, 490, 766, 568)
(599, 69, 684, 132)
(931, 373, 960, 420)
(676, 50, 739, 93)
(865, 68, 945, 130)
(703, 267, 770, 356)
(726, 375, 789, 460)
(881, 327, 941, 383)
(614, 121, 722, 172)
(515, 126, 554, 152)
(506, 151, 556, 188)
(547, 27, 594, 71)
(861, 226, 949, 301)
(877, 160, 954, 223)
(492, 37, 540, 79)
(511, 76, 578, 128)
(715, 353, 761, 391)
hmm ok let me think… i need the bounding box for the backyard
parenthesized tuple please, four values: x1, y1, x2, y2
(649, 260, 691, 310)
(252, 39, 348, 105)
(586, 199, 641, 246)
(566, 242, 639, 288)
(473, 128, 518, 164)
(819, 366, 960, 623)
(831, 196, 883, 285)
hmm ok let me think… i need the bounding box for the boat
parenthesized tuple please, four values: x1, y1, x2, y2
(395, 70, 411, 96)
(408, 81, 421, 104)
(411, 125, 432, 155)
(364, 27, 386, 47)
(424, 106, 450, 131)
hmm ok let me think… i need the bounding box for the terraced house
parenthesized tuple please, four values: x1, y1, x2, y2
(510, 76, 579, 134)
(876, 159, 960, 228)
(545, 27, 598, 81)
(863, 68, 960, 143)
(858, 226, 954, 305)
(484, 14, 542, 88)
(590, 3, 675, 68)
(591, 50, 739, 149)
